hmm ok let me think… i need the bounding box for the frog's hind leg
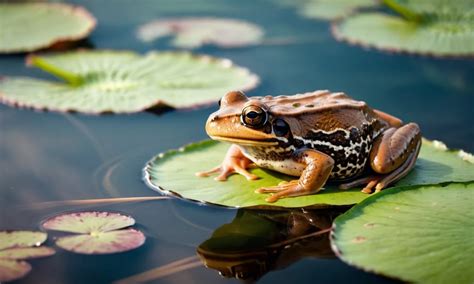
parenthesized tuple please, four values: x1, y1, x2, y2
(339, 123, 421, 193)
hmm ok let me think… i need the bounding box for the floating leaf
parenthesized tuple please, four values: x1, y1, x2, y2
(0, 259, 31, 283)
(0, 50, 259, 114)
(137, 17, 264, 48)
(0, 231, 54, 282)
(0, 247, 55, 260)
(332, 11, 474, 57)
(54, 229, 145, 254)
(0, 231, 47, 250)
(42, 211, 136, 234)
(331, 182, 474, 283)
(144, 139, 474, 208)
(0, 3, 96, 53)
(299, 0, 377, 20)
(42, 212, 145, 254)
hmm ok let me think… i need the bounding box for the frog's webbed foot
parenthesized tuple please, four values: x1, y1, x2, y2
(256, 149, 334, 203)
(195, 144, 259, 181)
(256, 180, 313, 203)
(339, 176, 384, 194)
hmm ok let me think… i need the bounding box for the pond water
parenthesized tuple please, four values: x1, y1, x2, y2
(0, 0, 473, 283)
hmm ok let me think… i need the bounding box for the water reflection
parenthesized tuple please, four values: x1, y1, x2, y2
(197, 208, 347, 281)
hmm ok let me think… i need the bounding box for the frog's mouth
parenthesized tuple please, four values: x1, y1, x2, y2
(209, 135, 278, 146)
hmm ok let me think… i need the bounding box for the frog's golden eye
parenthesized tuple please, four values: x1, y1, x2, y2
(241, 105, 268, 128)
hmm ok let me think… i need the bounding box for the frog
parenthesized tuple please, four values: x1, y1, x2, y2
(196, 90, 421, 203)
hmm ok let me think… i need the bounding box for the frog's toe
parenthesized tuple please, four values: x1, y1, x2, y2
(255, 180, 299, 193)
(195, 166, 221, 177)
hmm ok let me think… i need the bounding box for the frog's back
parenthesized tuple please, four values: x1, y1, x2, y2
(261, 90, 384, 179)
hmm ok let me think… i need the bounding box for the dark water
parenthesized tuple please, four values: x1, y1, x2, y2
(0, 0, 473, 283)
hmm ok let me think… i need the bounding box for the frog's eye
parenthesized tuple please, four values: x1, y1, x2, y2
(272, 118, 290, 136)
(241, 105, 268, 128)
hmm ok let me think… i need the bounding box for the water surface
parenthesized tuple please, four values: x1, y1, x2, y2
(0, 0, 473, 283)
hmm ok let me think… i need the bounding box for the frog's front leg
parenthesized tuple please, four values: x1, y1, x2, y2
(256, 150, 334, 203)
(195, 144, 258, 181)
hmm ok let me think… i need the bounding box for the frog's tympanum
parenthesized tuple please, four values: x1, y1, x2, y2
(196, 90, 421, 203)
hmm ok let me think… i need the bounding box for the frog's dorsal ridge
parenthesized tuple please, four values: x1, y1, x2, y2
(253, 90, 367, 116)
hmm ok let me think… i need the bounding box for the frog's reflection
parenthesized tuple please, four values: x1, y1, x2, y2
(197, 207, 348, 280)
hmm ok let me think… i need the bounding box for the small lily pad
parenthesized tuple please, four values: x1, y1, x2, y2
(0, 231, 54, 282)
(0, 3, 96, 53)
(0, 247, 55, 260)
(295, 0, 378, 20)
(42, 211, 145, 254)
(137, 17, 264, 48)
(0, 50, 259, 114)
(0, 231, 47, 250)
(332, 10, 474, 57)
(143, 139, 474, 208)
(331, 182, 474, 283)
(0, 259, 31, 283)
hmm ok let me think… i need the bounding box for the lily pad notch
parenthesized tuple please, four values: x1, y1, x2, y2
(0, 50, 259, 114)
(42, 211, 146, 254)
(143, 138, 474, 208)
(0, 3, 96, 53)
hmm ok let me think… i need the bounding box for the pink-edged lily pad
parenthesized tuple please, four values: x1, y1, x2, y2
(0, 231, 54, 282)
(0, 231, 47, 250)
(42, 211, 146, 254)
(0, 247, 55, 260)
(54, 229, 146, 254)
(0, 259, 31, 282)
(137, 17, 264, 49)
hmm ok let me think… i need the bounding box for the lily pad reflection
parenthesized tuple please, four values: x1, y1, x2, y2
(197, 208, 343, 280)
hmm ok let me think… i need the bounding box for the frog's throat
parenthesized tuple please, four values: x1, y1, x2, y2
(209, 135, 278, 146)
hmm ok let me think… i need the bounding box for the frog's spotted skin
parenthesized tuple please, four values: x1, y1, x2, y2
(197, 90, 421, 202)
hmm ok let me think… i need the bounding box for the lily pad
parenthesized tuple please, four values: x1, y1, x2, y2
(0, 259, 31, 283)
(42, 211, 145, 254)
(137, 17, 264, 48)
(0, 50, 259, 114)
(298, 0, 378, 20)
(332, 11, 474, 57)
(330, 182, 474, 283)
(0, 231, 47, 250)
(0, 3, 96, 53)
(0, 247, 55, 260)
(0, 231, 54, 282)
(143, 139, 474, 208)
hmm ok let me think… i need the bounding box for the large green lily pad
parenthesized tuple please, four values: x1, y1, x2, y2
(143, 139, 474, 208)
(0, 3, 96, 53)
(331, 182, 474, 283)
(332, 4, 474, 57)
(137, 17, 264, 48)
(0, 50, 259, 114)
